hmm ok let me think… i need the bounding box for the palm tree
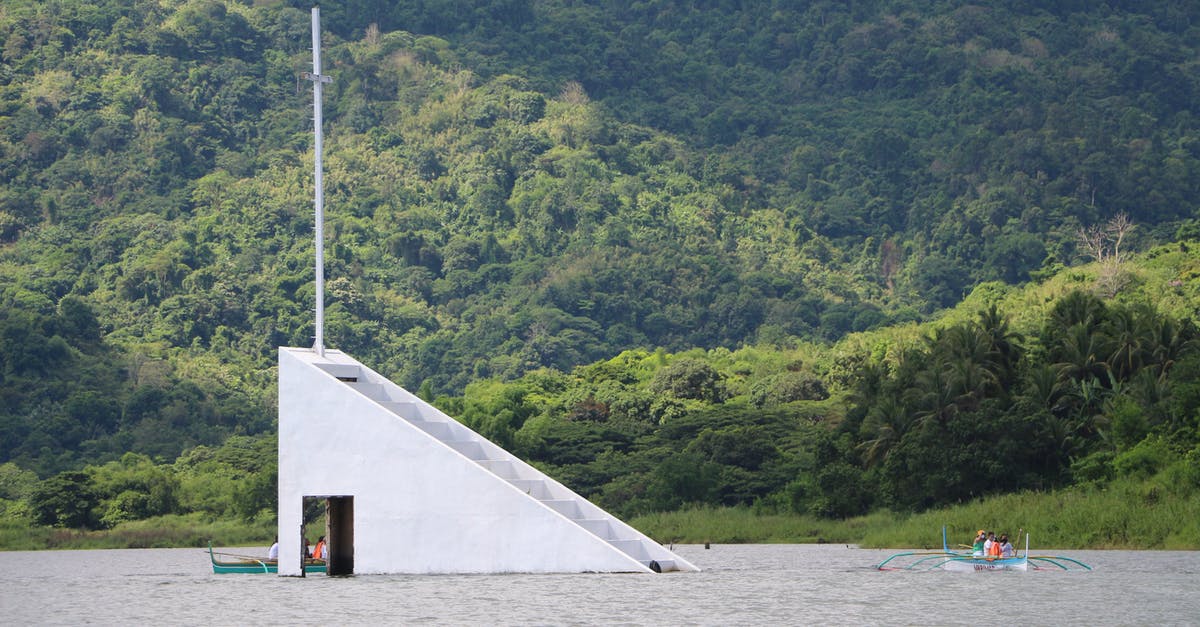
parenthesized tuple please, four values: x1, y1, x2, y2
(1020, 362, 1070, 414)
(977, 303, 1024, 382)
(1054, 322, 1113, 385)
(1105, 304, 1145, 381)
(1144, 314, 1197, 378)
(1036, 409, 1084, 472)
(1068, 375, 1114, 443)
(858, 395, 911, 469)
(946, 354, 997, 411)
(906, 363, 958, 430)
(1046, 290, 1107, 334)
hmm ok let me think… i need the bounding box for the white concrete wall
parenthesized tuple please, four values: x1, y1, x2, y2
(277, 348, 658, 574)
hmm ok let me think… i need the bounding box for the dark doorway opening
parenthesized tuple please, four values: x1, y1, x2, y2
(302, 495, 354, 576)
(326, 496, 354, 576)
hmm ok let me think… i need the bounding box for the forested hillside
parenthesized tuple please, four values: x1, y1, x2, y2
(1, 1, 1199, 532)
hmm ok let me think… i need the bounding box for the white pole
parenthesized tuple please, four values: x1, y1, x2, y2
(307, 6, 331, 356)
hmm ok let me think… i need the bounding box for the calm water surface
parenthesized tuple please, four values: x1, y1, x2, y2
(1, 544, 1197, 625)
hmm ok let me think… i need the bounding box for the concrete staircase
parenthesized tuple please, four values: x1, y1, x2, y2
(311, 358, 697, 573)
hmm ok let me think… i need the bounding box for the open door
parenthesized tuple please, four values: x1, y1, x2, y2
(326, 496, 354, 575)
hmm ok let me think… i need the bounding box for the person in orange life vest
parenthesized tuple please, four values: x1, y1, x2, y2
(313, 535, 327, 560)
(999, 534, 1015, 558)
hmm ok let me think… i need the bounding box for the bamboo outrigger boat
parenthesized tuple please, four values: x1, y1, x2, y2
(875, 527, 1092, 572)
(208, 543, 327, 574)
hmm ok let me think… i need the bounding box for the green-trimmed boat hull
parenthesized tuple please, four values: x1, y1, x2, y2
(209, 543, 327, 574)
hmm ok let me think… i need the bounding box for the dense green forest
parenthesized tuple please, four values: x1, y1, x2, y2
(1, 0, 1199, 540)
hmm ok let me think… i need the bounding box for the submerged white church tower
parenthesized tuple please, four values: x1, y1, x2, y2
(275, 8, 696, 576)
(277, 348, 698, 575)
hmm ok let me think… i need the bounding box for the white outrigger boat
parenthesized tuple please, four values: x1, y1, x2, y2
(875, 527, 1092, 572)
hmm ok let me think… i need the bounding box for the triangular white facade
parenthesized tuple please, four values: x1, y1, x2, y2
(277, 347, 698, 575)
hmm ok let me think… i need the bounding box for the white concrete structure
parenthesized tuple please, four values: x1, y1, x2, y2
(277, 347, 698, 575)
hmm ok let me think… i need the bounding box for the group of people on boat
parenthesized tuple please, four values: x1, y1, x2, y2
(971, 530, 1015, 558)
(266, 535, 328, 561)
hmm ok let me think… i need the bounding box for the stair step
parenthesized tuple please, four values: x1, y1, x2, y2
(315, 363, 361, 380)
(608, 539, 650, 560)
(477, 459, 520, 480)
(576, 518, 615, 539)
(543, 499, 582, 519)
(510, 479, 552, 500)
(378, 401, 417, 419)
(445, 440, 486, 460)
(411, 420, 454, 440)
(345, 381, 386, 400)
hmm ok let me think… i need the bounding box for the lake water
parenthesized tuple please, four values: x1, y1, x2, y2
(1, 544, 1197, 625)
